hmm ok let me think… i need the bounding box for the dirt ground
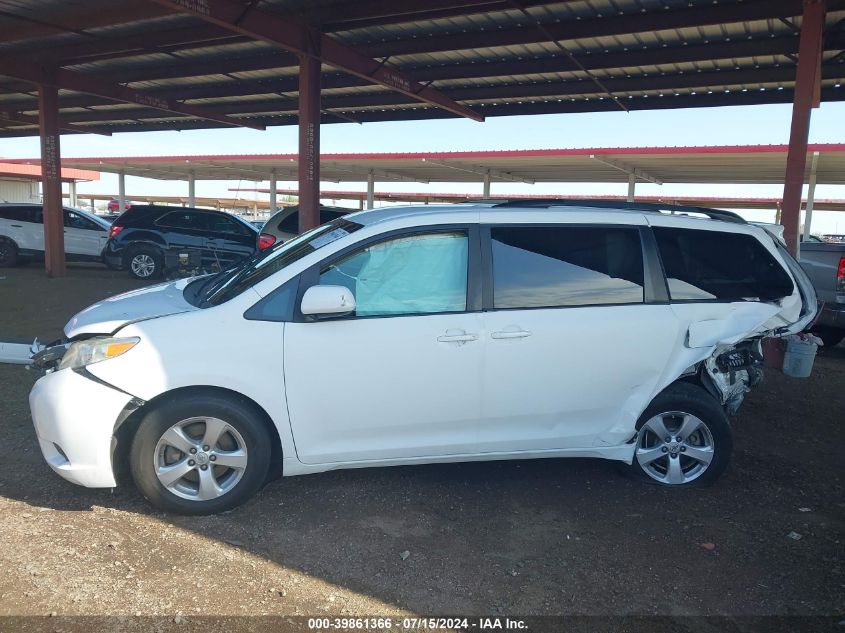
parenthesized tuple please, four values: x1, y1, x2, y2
(0, 264, 842, 629)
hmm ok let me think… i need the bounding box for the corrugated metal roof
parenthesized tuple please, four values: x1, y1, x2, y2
(0, 0, 842, 135)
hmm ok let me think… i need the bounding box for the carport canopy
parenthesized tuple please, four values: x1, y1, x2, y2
(17, 144, 845, 185)
(0, 0, 843, 274)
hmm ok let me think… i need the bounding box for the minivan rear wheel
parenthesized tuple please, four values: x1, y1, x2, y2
(629, 382, 732, 486)
(130, 393, 272, 514)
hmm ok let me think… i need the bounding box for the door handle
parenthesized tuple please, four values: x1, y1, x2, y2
(491, 330, 531, 339)
(10, 224, 21, 228)
(437, 333, 478, 343)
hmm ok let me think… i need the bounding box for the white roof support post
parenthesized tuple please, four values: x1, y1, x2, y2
(270, 168, 278, 214)
(366, 170, 375, 210)
(589, 154, 663, 186)
(483, 170, 491, 198)
(802, 151, 820, 242)
(68, 180, 77, 207)
(627, 173, 636, 202)
(188, 170, 196, 208)
(118, 169, 126, 213)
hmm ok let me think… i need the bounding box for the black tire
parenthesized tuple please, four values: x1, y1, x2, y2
(130, 392, 272, 515)
(0, 237, 18, 267)
(813, 326, 844, 349)
(125, 246, 162, 280)
(627, 382, 732, 487)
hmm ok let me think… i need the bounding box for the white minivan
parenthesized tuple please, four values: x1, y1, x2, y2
(0, 203, 111, 266)
(29, 202, 817, 514)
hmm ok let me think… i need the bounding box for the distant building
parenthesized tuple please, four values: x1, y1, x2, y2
(0, 161, 99, 204)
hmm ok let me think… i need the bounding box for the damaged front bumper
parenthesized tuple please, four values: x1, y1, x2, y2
(28, 342, 142, 488)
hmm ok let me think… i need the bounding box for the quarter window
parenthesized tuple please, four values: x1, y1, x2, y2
(653, 227, 794, 301)
(319, 232, 468, 317)
(491, 226, 645, 309)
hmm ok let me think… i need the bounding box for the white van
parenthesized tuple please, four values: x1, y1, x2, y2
(0, 203, 111, 266)
(28, 202, 817, 514)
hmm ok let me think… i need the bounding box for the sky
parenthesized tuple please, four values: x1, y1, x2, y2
(2, 100, 844, 233)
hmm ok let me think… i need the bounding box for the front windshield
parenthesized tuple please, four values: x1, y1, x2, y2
(198, 217, 363, 306)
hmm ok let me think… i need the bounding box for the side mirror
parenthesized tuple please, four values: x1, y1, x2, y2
(300, 285, 356, 318)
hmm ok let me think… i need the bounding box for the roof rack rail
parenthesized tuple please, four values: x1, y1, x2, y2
(489, 198, 747, 224)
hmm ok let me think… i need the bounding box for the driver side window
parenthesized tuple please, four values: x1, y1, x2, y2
(319, 231, 468, 317)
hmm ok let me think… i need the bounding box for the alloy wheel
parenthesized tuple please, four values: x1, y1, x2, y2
(635, 411, 715, 485)
(130, 253, 156, 278)
(154, 416, 248, 501)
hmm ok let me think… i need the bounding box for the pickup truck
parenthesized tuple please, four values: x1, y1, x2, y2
(800, 239, 845, 348)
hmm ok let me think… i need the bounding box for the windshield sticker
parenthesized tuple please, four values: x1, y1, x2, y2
(309, 228, 350, 249)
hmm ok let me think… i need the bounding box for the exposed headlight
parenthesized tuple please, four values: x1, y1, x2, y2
(58, 337, 140, 371)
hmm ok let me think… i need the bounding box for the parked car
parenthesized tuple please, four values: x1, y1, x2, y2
(258, 204, 350, 249)
(107, 198, 135, 213)
(0, 203, 110, 267)
(29, 201, 816, 514)
(103, 205, 259, 279)
(799, 240, 845, 348)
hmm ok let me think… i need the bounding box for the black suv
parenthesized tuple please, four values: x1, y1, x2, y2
(104, 205, 259, 279)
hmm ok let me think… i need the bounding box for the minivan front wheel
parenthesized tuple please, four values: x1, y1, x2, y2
(130, 394, 272, 514)
(630, 383, 732, 486)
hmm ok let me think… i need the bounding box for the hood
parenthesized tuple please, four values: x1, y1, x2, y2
(64, 278, 197, 339)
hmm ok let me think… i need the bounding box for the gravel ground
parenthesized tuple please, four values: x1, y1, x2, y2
(0, 265, 842, 627)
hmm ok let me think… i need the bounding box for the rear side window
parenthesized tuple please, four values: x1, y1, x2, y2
(157, 211, 206, 230)
(653, 227, 794, 301)
(491, 226, 644, 309)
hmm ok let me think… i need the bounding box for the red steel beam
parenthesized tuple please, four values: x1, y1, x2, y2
(38, 85, 66, 277)
(0, 58, 265, 131)
(298, 53, 321, 233)
(147, 0, 483, 122)
(0, 110, 112, 136)
(782, 0, 826, 255)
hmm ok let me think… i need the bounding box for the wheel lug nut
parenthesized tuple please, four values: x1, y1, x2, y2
(665, 437, 671, 443)
(200, 464, 208, 470)
(188, 459, 195, 466)
(670, 454, 678, 459)
(209, 455, 217, 461)
(189, 448, 197, 454)
(680, 447, 686, 452)
(661, 447, 668, 453)
(202, 445, 210, 451)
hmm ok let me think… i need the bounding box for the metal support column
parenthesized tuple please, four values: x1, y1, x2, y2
(366, 170, 375, 210)
(188, 170, 196, 208)
(781, 0, 826, 256)
(483, 171, 491, 198)
(627, 174, 636, 202)
(68, 180, 77, 207)
(118, 170, 126, 213)
(298, 51, 320, 233)
(38, 84, 65, 277)
(270, 168, 278, 214)
(802, 151, 820, 241)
